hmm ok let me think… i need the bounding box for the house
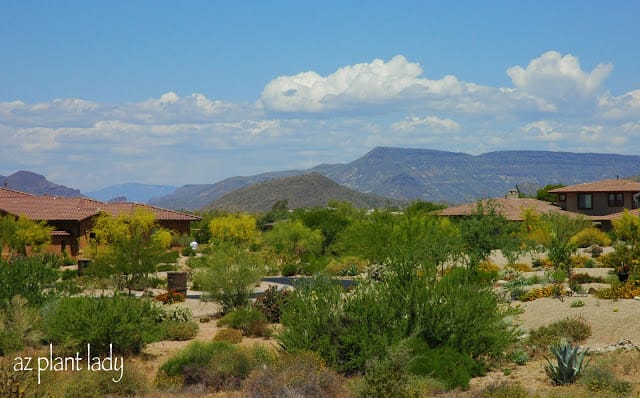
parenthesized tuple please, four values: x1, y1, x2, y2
(0, 188, 201, 257)
(549, 179, 640, 229)
(439, 194, 572, 221)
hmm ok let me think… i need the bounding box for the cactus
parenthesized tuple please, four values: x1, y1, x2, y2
(544, 341, 590, 385)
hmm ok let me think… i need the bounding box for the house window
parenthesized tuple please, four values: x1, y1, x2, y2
(608, 192, 624, 207)
(559, 194, 566, 201)
(578, 193, 593, 210)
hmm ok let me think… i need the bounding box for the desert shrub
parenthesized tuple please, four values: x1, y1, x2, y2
(281, 263, 299, 276)
(527, 316, 592, 351)
(41, 294, 164, 356)
(253, 285, 291, 323)
(0, 256, 59, 305)
(408, 343, 480, 390)
(243, 351, 346, 398)
(570, 299, 586, 308)
(63, 361, 149, 398)
(594, 279, 640, 299)
(156, 262, 178, 272)
(280, 264, 517, 376)
(193, 249, 265, 313)
(571, 255, 592, 268)
(508, 263, 533, 272)
(572, 273, 605, 284)
(218, 307, 271, 337)
(326, 256, 368, 276)
(158, 341, 253, 391)
(570, 228, 612, 248)
(159, 305, 193, 323)
(0, 295, 42, 355)
(580, 365, 622, 392)
(163, 320, 198, 341)
(419, 267, 519, 361)
(359, 343, 412, 397)
(510, 348, 529, 365)
(154, 290, 186, 304)
(0, 357, 40, 398)
(520, 284, 561, 301)
(213, 328, 243, 344)
(476, 381, 531, 398)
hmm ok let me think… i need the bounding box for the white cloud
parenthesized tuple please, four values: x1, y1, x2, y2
(391, 115, 461, 133)
(522, 121, 564, 141)
(260, 55, 471, 112)
(507, 51, 613, 104)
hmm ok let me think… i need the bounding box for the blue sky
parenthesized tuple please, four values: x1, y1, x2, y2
(1, 1, 639, 191)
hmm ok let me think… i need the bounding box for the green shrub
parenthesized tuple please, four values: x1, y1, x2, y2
(544, 342, 589, 385)
(0, 256, 59, 305)
(478, 381, 531, 398)
(280, 264, 516, 376)
(510, 348, 529, 366)
(253, 285, 291, 323)
(163, 320, 198, 341)
(218, 307, 271, 337)
(159, 341, 253, 390)
(570, 227, 612, 248)
(243, 351, 346, 398)
(359, 343, 412, 397)
(408, 344, 479, 390)
(156, 262, 178, 272)
(570, 299, 586, 308)
(158, 305, 193, 323)
(326, 256, 367, 276)
(213, 328, 243, 344)
(527, 316, 592, 351)
(572, 273, 605, 284)
(41, 294, 165, 356)
(193, 249, 265, 313)
(281, 263, 299, 276)
(63, 361, 149, 398)
(0, 295, 42, 355)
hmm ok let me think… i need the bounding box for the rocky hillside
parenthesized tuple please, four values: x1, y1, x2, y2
(206, 173, 398, 212)
(0, 171, 82, 197)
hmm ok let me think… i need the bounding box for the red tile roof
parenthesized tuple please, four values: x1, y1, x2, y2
(0, 187, 34, 198)
(439, 197, 572, 221)
(549, 179, 640, 193)
(0, 194, 200, 222)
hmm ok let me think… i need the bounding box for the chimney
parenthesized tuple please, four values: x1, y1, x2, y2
(506, 188, 519, 199)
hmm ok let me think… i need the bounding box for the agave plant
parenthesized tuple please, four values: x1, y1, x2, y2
(544, 341, 590, 385)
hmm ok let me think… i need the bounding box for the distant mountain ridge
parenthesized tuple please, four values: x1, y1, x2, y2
(86, 183, 177, 203)
(0, 171, 82, 197)
(150, 147, 640, 210)
(207, 173, 398, 212)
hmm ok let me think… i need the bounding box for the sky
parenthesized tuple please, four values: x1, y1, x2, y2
(1, 1, 639, 192)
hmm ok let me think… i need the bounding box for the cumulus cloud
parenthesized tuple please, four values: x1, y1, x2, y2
(391, 115, 461, 133)
(507, 51, 613, 105)
(260, 55, 473, 112)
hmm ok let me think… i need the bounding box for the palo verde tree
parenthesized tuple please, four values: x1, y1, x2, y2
(89, 208, 172, 293)
(0, 214, 52, 258)
(454, 201, 521, 269)
(208, 213, 260, 248)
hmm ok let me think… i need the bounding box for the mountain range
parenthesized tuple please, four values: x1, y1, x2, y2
(5, 147, 640, 211)
(150, 147, 640, 210)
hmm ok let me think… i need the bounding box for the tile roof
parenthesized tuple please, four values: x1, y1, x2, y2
(586, 209, 640, 221)
(0, 194, 200, 222)
(549, 179, 640, 193)
(0, 187, 34, 198)
(439, 197, 571, 221)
